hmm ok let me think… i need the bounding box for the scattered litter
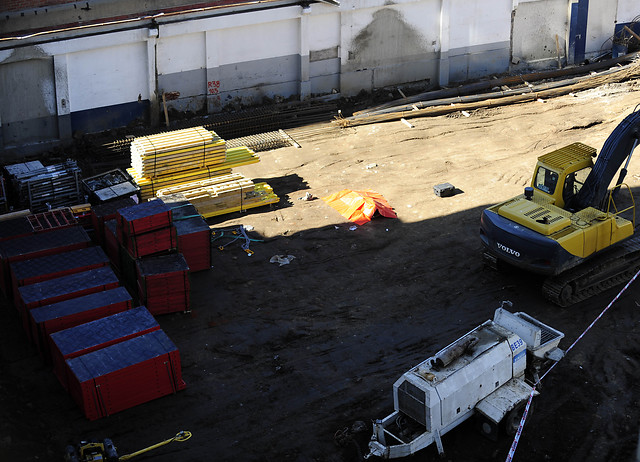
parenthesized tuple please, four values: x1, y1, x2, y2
(401, 118, 414, 128)
(349, 225, 358, 231)
(244, 224, 254, 231)
(537, 98, 546, 103)
(322, 190, 397, 225)
(366, 163, 378, 169)
(461, 111, 470, 117)
(299, 192, 315, 201)
(270, 255, 296, 266)
(433, 182, 456, 197)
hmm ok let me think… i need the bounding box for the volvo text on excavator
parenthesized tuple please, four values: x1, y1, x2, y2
(480, 108, 640, 306)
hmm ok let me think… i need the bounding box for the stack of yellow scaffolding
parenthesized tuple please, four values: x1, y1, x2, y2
(155, 173, 279, 218)
(126, 127, 267, 208)
(129, 127, 226, 178)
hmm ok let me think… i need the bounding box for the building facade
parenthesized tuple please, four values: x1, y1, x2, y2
(0, 0, 638, 155)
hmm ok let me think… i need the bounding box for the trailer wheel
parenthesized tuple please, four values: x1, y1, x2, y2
(475, 414, 499, 441)
(504, 401, 533, 436)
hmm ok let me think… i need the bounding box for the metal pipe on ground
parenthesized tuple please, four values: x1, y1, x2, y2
(336, 58, 640, 127)
(354, 52, 640, 116)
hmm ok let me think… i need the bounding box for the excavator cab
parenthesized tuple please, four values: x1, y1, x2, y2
(530, 143, 595, 210)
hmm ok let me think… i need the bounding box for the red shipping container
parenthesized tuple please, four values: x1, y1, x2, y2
(103, 219, 121, 272)
(49, 306, 159, 390)
(16, 267, 119, 336)
(160, 195, 211, 272)
(10, 246, 110, 296)
(173, 219, 210, 272)
(123, 225, 177, 258)
(17, 266, 120, 312)
(0, 226, 91, 298)
(117, 244, 138, 301)
(116, 200, 172, 237)
(65, 329, 186, 420)
(0, 215, 34, 242)
(136, 253, 190, 315)
(29, 287, 133, 358)
(91, 197, 136, 245)
(138, 281, 190, 316)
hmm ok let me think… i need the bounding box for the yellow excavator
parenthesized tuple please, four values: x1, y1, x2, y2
(480, 108, 640, 306)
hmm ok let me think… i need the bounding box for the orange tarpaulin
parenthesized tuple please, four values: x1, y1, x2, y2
(322, 189, 397, 225)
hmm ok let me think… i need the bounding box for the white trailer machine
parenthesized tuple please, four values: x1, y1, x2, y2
(367, 307, 564, 459)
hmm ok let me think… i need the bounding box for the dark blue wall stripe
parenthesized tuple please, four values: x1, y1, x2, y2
(70, 100, 150, 135)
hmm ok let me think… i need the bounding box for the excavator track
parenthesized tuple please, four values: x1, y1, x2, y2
(542, 236, 640, 307)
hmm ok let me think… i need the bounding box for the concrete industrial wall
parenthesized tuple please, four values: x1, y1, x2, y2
(0, 0, 638, 154)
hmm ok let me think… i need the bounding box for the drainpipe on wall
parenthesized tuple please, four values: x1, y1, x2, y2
(438, 0, 450, 88)
(147, 26, 159, 127)
(54, 54, 72, 140)
(300, 4, 311, 100)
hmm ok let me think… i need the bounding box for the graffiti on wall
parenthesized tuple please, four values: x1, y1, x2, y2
(207, 80, 221, 104)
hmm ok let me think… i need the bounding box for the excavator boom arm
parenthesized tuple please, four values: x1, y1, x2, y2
(570, 109, 640, 210)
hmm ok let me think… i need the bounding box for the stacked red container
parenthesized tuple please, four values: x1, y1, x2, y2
(160, 194, 211, 272)
(91, 197, 137, 245)
(29, 287, 133, 357)
(17, 266, 120, 312)
(0, 213, 188, 421)
(0, 226, 92, 299)
(0, 214, 34, 242)
(65, 329, 186, 421)
(116, 200, 175, 258)
(103, 219, 121, 272)
(49, 306, 160, 390)
(9, 246, 110, 298)
(136, 253, 190, 315)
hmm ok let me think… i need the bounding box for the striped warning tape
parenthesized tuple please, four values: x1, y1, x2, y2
(505, 267, 640, 462)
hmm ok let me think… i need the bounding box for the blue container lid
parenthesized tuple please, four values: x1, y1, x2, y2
(30, 287, 132, 324)
(67, 329, 178, 381)
(50, 306, 158, 357)
(18, 266, 119, 306)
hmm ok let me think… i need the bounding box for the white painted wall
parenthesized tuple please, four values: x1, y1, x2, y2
(66, 42, 149, 112)
(586, 1, 618, 58)
(448, 0, 511, 49)
(616, 0, 640, 22)
(308, 8, 340, 51)
(157, 32, 205, 75)
(218, 20, 300, 64)
(511, 0, 568, 66)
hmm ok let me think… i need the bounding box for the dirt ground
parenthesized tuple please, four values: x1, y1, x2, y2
(4, 78, 640, 462)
